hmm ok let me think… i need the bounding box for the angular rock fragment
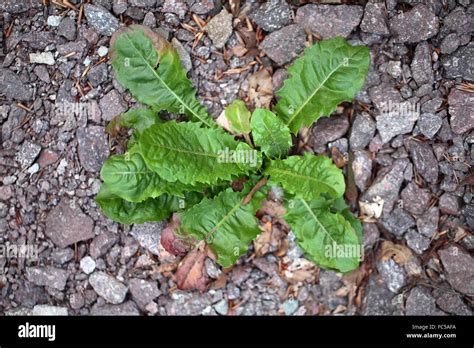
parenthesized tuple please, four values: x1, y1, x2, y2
(352, 150, 372, 191)
(32, 305, 68, 316)
(411, 42, 433, 86)
(90, 301, 140, 315)
(400, 182, 431, 215)
(45, 199, 95, 248)
(448, 88, 474, 135)
(439, 193, 462, 216)
(0, 68, 33, 101)
(99, 90, 127, 121)
(360, 2, 389, 35)
(389, 5, 439, 43)
(250, 0, 292, 32)
(16, 141, 41, 168)
(416, 207, 439, 238)
(26, 267, 69, 291)
(407, 140, 438, 184)
(309, 115, 349, 147)
(361, 159, 409, 216)
(204, 9, 233, 49)
(90, 232, 119, 259)
(77, 126, 110, 172)
(376, 100, 420, 143)
(435, 291, 472, 316)
(259, 24, 306, 65)
(438, 245, 474, 296)
(405, 229, 431, 254)
(418, 113, 442, 139)
(296, 4, 363, 39)
(84, 4, 119, 36)
(442, 42, 474, 82)
(361, 275, 396, 315)
(89, 272, 128, 304)
(376, 258, 407, 293)
(405, 287, 445, 315)
(129, 278, 161, 309)
(380, 207, 415, 237)
(349, 112, 376, 150)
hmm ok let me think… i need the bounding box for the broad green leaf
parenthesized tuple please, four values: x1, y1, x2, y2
(96, 184, 201, 225)
(101, 152, 214, 202)
(264, 153, 345, 199)
(139, 121, 260, 185)
(106, 108, 160, 149)
(332, 197, 363, 243)
(117, 108, 161, 133)
(100, 152, 201, 202)
(110, 25, 215, 127)
(275, 37, 370, 134)
(224, 100, 251, 135)
(285, 198, 362, 273)
(250, 109, 292, 158)
(179, 188, 265, 267)
(100, 153, 164, 202)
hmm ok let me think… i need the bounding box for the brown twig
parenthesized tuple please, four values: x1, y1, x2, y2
(242, 177, 268, 205)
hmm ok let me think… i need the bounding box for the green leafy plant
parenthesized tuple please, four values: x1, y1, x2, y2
(97, 25, 370, 284)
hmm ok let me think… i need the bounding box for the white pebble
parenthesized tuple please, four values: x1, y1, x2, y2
(97, 46, 109, 57)
(47, 15, 62, 27)
(27, 163, 40, 175)
(80, 256, 96, 275)
(57, 158, 68, 175)
(2, 175, 17, 185)
(29, 52, 55, 65)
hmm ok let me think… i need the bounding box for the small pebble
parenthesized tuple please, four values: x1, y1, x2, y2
(47, 15, 62, 27)
(97, 46, 109, 57)
(80, 256, 96, 274)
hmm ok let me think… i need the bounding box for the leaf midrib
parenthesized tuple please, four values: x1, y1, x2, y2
(261, 119, 286, 157)
(145, 142, 220, 158)
(300, 199, 337, 244)
(268, 167, 336, 195)
(108, 171, 154, 175)
(286, 50, 359, 130)
(123, 33, 213, 128)
(204, 198, 242, 242)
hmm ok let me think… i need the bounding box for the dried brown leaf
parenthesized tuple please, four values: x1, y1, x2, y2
(331, 146, 347, 168)
(379, 240, 414, 265)
(160, 214, 188, 256)
(212, 272, 228, 290)
(248, 69, 273, 109)
(215, 109, 232, 132)
(258, 199, 287, 217)
(460, 173, 474, 186)
(231, 45, 249, 58)
(341, 261, 371, 310)
(173, 242, 210, 292)
(281, 257, 318, 284)
(344, 150, 358, 206)
(254, 220, 288, 257)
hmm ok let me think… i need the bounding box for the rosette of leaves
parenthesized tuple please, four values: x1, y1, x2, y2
(97, 24, 370, 283)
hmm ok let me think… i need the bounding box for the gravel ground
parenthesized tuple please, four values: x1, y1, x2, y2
(0, 0, 473, 316)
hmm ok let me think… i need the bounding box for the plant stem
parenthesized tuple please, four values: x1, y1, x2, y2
(242, 177, 268, 205)
(243, 133, 253, 148)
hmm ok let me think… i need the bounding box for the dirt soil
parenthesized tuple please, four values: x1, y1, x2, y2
(0, 0, 472, 316)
